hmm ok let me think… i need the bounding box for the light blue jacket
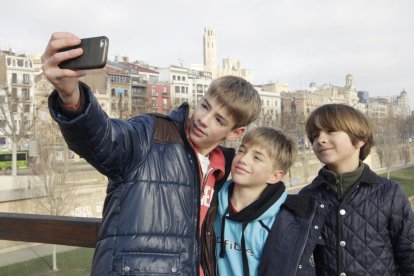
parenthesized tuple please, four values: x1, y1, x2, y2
(214, 180, 287, 276)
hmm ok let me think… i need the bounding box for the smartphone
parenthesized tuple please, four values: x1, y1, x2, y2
(58, 36, 109, 70)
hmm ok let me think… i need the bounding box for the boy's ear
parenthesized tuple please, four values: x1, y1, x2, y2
(267, 170, 285, 185)
(355, 140, 365, 149)
(225, 126, 246, 141)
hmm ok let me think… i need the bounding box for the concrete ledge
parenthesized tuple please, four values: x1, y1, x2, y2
(0, 176, 46, 202)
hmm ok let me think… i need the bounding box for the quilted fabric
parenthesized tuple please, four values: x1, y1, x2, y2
(300, 165, 414, 276)
(49, 85, 235, 276)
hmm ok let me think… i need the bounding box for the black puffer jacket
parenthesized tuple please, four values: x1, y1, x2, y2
(49, 84, 234, 276)
(300, 164, 414, 276)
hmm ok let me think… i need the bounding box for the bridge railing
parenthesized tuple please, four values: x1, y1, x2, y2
(0, 212, 100, 248)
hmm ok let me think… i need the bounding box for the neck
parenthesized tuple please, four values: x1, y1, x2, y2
(195, 143, 220, 156)
(329, 158, 360, 174)
(231, 183, 267, 211)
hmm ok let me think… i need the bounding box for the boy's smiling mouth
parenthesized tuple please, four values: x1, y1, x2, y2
(192, 123, 206, 136)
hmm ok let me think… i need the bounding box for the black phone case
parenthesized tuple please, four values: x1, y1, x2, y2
(58, 36, 109, 70)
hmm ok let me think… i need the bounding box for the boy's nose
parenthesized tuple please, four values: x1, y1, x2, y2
(238, 155, 248, 165)
(317, 132, 328, 143)
(198, 114, 211, 127)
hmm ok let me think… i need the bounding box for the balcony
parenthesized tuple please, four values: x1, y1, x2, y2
(10, 80, 33, 87)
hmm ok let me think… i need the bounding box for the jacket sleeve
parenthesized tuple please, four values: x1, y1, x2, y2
(48, 82, 153, 178)
(388, 183, 414, 275)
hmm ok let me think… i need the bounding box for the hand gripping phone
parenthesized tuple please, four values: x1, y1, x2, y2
(58, 36, 109, 70)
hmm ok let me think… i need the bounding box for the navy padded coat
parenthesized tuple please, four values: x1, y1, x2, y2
(300, 164, 414, 276)
(49, 84, 234, 276)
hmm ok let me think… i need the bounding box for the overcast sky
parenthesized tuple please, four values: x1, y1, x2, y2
(2, 0, 413, 109)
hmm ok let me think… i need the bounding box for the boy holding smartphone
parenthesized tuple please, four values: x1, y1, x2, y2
(42, 32, 262, 275)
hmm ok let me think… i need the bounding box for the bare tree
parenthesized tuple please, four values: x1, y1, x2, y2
(0, 85, 33, 175)
(372, 115, 399, 179)
(33, 101, 77, 271)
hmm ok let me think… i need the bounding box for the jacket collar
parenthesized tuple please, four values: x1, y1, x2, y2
(308, 162, 378, 189)
(169, 102, 190, 126)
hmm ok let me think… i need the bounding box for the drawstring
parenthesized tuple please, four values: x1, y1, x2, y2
(219, 206, 230, 258)
(219, 210, 250, 276)
(240, 223, 249, 276)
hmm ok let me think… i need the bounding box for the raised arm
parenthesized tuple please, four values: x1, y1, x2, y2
(41, 32, 86, 106)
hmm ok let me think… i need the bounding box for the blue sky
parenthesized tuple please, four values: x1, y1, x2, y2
(2, 0, 413, 109)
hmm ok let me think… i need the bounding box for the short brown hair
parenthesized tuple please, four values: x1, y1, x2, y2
(242, 126, 297, 172)
(305, 104, 373, 160)
(205, 76, 261, 128)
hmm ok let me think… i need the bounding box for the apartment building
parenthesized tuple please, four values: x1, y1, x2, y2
(0, 51, 35, 152)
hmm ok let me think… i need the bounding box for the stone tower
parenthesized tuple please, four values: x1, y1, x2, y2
(345, 73, 353, 88)
(203, 27, 217, 74)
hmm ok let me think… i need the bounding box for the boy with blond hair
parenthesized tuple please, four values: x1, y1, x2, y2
(202, 127, 325, 276)
(42, 32, 262, 275)
(301, 103, 414, 275)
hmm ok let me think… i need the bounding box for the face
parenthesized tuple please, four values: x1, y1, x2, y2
(311, 125, 365, 174)
(189, 96, 245, 155)
(231, 143, 282, 189)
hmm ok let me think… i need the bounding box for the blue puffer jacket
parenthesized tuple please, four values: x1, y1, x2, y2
(48, 84, 234, 276)
(300, 164, 414, 276)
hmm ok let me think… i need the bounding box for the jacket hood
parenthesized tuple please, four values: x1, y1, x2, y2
(218, 180, 286, 223)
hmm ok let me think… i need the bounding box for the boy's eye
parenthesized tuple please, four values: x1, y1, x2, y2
(201, 103, 208, 109)
(254, 155, 264, 162)
(216, 118, 224, 126)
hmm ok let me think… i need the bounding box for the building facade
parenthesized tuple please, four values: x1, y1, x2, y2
(0, 51, 35, 152)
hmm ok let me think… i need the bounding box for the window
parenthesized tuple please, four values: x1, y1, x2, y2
(11, 73, 17, 84)
(181, 86, 185, 93)
(183, 77, 186, 81)
(173, 75, 176, 81)
(12, 88, 18, 98)
(23, 74, 30, 84)
(110, 75, 130, 84)
(177, 76, 181, 81)
(162, 86, 168, 97)
(0, 137, 6, 145)
(197, 84, 203, 93)
(24, 104, 31, 113)
(175, 86, 180, 93)
(22, 89, 30, 100)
